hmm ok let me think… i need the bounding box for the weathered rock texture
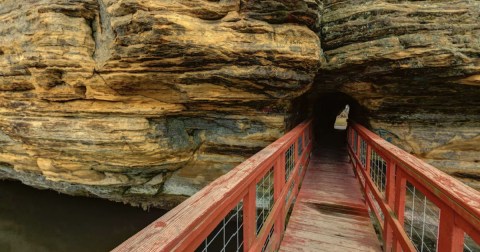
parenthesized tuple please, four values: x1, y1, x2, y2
(0, 0, 322, 207)
(315, 0, 480, 189)
(1, 0, 479, 207)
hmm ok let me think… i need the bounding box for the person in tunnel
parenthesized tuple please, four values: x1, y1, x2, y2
(334, 105, 349, 130)
(312, 92, 367, 148)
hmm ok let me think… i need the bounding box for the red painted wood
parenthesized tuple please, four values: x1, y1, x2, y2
(393, 169, 407, 252)
(356, 133, 361, 160)
(113, 120, 312, 252)
(383, 161, 396, 251)
(274, 155, 286, 250)
(456, 213, 480, 245)
(113, 119, 479, 252)
(243, 184, 256, 252)
(351, 123, 480, 232)
(438, 208, 464, 252)
(251, 142, 312, 252)
(280, 148, 382, 252)
(366, 145, 371, 174)
(348, 135, 418, 252)
(349, 122, 480, 252)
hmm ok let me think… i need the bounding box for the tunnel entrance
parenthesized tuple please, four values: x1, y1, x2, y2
(312, 92, 367, 149)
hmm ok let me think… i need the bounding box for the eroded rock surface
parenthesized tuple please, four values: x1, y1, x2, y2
(0, 0, 322, 207)
(1, 0, 479, 208)
(316, 0, 480, 189)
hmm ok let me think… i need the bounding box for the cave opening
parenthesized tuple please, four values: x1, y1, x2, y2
(311, 92, 368, 148)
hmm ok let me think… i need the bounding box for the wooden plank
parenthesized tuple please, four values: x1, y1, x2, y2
(280, 148, 382, 252)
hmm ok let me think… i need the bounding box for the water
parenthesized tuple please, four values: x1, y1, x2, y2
(0, 180, 166, 252)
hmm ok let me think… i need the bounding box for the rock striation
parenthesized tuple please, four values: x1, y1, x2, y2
(0, 0, 322, 207)
(1, 0, 479, 207)
(316, 0, 480, 189)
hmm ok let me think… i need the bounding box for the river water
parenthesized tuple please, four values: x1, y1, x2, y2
(0, 180, 166, 252)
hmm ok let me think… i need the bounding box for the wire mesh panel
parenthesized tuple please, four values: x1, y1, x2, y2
(285, 144, 295, 181)
(307, 128, 312, 142)
(285, 181, 295, 204)
(256, 168, 274, 235)
(351, 143, 358, 168)
(298, 163, 303, 178)
(306, 129, 310, 145)
(195, 202, 244, 252)
(297, 136, 303, 156)
(464, 233, 480, 252)
(357, 166, 365, 187)
(404, 182, 440, 252)
(370, 149, 387, 197)
(353, 131, 358, 154)
(360, 138, 367, 167)
(368, 191, 384, 222)
(261, 225, 275, 252)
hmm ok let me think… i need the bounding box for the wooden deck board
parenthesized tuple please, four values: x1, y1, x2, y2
(279, 147, 382, 252)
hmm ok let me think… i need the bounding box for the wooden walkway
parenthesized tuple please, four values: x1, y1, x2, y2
(279, 145, 382, 252)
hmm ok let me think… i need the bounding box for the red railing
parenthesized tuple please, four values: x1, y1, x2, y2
(113, 120, 313, 252)
(348, 122, 480, 252)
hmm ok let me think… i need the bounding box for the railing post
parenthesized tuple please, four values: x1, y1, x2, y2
(294, 138, 299, 165)
(274, 154, 286, 249)
(363, 144, 372, 213)
(384, 161, 396, 251)
(243, 184, 256, 252)
(393, 169, 407, 251)
(438, 209, 464, 252)
(356, 133, 361, 158)
(365, 145, 371, 173)
(304, 131, 308, 150)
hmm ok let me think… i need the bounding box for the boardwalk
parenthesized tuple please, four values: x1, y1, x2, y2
(280, 143, 382, 252)
(115, 122, 480, 252)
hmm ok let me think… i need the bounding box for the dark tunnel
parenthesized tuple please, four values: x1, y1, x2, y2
(312, 92, 369, 148)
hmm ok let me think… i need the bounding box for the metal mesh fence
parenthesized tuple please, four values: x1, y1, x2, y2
(360, 138, 367, 167)
(351, 144, 358, 168)
(195, 202, 244, 252)
(297, 136, 303, 157)
(370, 149, 387, 197)
(357, 165, 365, 187)
(368, 191, 384, 222)
(285, 181, 294, 204)
(464, 233, 480, 252)
(285, 144, 295, 181)
(353, 131, 358, 154)
(261, 225, 275, 252)
(404, 182, 440, 252)
(298, 163, 303, 179)
(305, 129, 310, 146)
(256, 168, 274, 235)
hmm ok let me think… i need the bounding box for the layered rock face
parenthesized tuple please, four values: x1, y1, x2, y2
(1, 0, 479, 207)
(0, 0, 321, 207)
(316, 0, 480, 189)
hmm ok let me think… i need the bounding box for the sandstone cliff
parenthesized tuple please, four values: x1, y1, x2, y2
(316, 0, 480, 189)
(0, 0, 322, 207)
(1, 0, 479, 208)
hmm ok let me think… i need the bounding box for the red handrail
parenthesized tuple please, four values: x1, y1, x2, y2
(113, 120, 313, 252)
(347, 122, 480, 252)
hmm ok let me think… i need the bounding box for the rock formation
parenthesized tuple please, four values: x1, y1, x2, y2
(316, 0, 480, 189)
(0, 0, 322, 207)
(0, 0, 479, 208)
